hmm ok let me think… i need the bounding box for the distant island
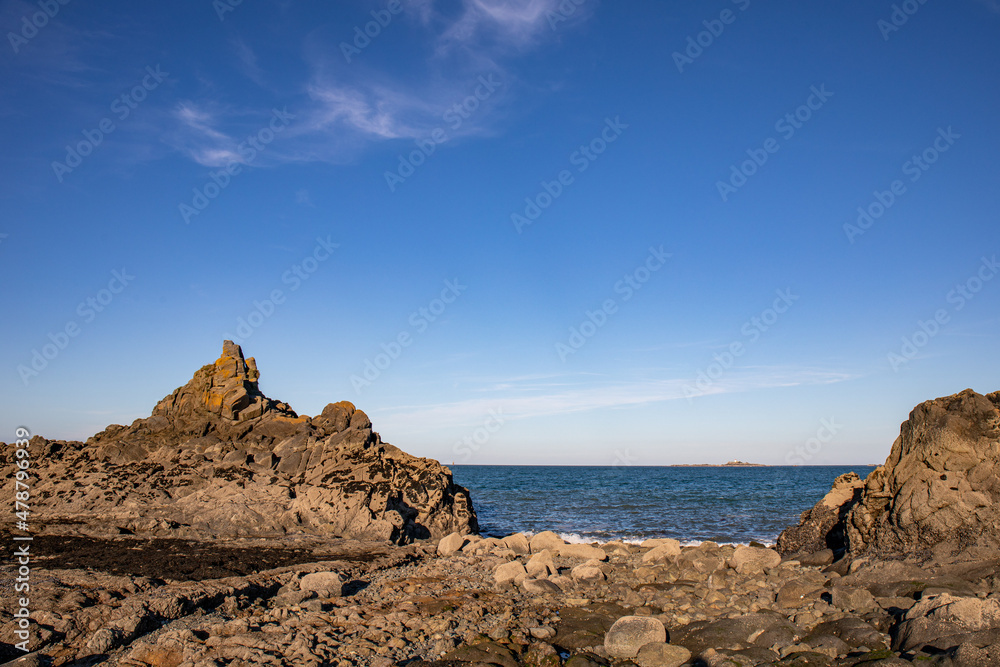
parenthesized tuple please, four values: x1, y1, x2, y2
(671, 460, 767, 467)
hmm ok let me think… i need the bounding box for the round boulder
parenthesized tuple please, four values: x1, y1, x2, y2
(299, 571, 343, 597)
(437, 531, 468, 556)
(636, 642, 691, 667)
(604, 616, 667, 658)
(729, 545, 781, 574)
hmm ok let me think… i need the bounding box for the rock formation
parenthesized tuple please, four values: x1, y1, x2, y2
(775, 472, 864, 557)
(778, 388, 1000, 561)
(3, 341, 478, 543)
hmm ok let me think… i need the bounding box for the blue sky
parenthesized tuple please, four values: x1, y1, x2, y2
(2, 0, 998, 465)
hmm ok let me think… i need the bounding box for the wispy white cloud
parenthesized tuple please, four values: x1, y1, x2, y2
(439, 0, 565, 50)
(372, 367, 856, 432)
(170, 103, 245, 167)
(231, 38, 265, 85)
(167, 0, 584, 168)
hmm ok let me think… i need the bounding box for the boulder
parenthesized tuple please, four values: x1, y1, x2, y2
(604, 616, 667, 658)
(776, 577, 826, 609)
(530, 531, 566, 553)
(639, 537, 681, 550)
(299, 571, 342, 597)
(559, 543, 609, 561)
(571, 562, 606, 582)
(635, 642, 690, 667)
(895, 593, 1000, 652)
(642, 541, 681, 563)
(526, 550, 557, 578)
(672, 611, 799, 655)
(830, 585, 877, 613)
(523, 578, 562, 594)
(437, 532, 467, 556)
(0, 341, 478, 544)
(501, 532, 530, 554)
(729, 545, 781, 574)
(811, 617, 887, 651)
(494, 561, 528, 584)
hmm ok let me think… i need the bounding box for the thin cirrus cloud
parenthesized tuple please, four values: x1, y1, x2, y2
(372, 367, 856, 432)
(166, 0, 584, 169)
(171, 103, 245, 168)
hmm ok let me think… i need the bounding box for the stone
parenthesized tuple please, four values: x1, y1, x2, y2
(528, 627, 556, 640)
(776, 577, 826, 609)
(640, 537, 682, 550)
(604, 616, 666, 658)
(559, 543, 609, 561)
(494, 561, 528, 584)
(635, 642, 690, 667)
(0, 655, 45, 667)
(729, 545, 781, 574)
(526, 549, 557, 578)
(441, 641, 519, 667)
(571, 563, 606, 582)
(952, 642, 1000, 667)
(523, 578, 562, 594)
(642, 542, 681, 563)
(672, 611, 798, 655)
(553, 606, 625, 650)
(437, 532, 467, 556)
(530, 530, 567, 552)
(86, 627, 122, 653)
(811, 617, 887, 651)
(501, 532, 530, 554)
(797, 549, 835, 566)
(895, 593, 1000, 652)
(299, 571, 342, 597)
(830, 585, 877, 613)
(564, 655, 610, 667)
(0, 341, 478, 544)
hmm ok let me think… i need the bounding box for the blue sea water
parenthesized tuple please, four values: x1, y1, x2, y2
(450, 465, 876, 546)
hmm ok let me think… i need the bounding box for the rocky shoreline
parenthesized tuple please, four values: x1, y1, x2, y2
(3, 343, 999, 666)
(5, 528, 1000, 666)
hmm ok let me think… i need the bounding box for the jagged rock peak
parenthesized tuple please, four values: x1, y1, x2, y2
(152, 340, 297, 424)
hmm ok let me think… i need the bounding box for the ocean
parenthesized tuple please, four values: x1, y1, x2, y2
(450, 465, 877, 546)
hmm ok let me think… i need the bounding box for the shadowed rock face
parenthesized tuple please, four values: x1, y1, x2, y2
(776, 472, 864, 557)
(779, 388, 1000, 561)
(3, 341, 478, 544)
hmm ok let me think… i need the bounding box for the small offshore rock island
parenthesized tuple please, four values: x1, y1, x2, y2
(670, 461, 767, 467)
(2, 341, 999, 666)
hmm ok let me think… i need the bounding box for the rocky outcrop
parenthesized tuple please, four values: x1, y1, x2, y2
(1, 341, 477, 543)
(779, 388, 1000, 561)
(776, 472, 864, 557)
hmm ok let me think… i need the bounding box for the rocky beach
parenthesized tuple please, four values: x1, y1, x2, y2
(4, 343, 1000, 667)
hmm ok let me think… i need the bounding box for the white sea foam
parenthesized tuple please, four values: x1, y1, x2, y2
(526, 530, 775, 548)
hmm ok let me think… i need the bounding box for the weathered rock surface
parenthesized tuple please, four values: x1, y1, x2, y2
(776, 472, 864, 557)
(895, 593, 1000, 652)
(779, 388, 1000, 561)
(0, 341, 477, 543)
(7, 529, 1000, 666)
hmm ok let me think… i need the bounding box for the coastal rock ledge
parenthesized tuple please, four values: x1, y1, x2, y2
(779, 387, 1000, 561)
(3, 340, 477, 543)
